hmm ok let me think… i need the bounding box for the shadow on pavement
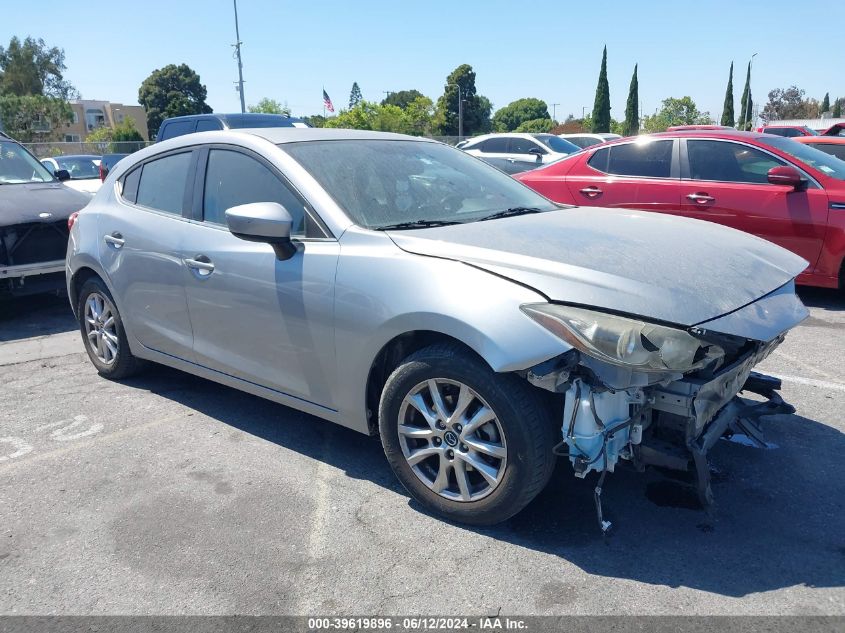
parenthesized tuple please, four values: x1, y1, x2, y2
(0, 294, 76, 341)
(120, 363, 844, 599)
(797, 286, 845, 311)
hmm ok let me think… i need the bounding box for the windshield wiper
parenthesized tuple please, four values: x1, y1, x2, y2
(478, 207, 544, 222)
(375, 219, 462, 231)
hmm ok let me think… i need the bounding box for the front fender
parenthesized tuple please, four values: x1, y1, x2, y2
(332, 228, 569, 431)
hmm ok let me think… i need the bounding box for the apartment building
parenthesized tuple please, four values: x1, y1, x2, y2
(61, 100, 149, 142)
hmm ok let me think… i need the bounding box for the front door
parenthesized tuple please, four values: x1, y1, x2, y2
(182, 147, 340, 409)
(680, 139, 829, 269)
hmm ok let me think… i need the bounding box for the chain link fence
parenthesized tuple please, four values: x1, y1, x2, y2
(22, 141, 153, 158)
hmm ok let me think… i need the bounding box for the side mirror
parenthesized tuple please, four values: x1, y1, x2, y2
(225, 202, 298, 260)
(767, 166, 807, 191)
(55, 169, 71, 182)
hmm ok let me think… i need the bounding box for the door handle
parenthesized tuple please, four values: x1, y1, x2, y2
(686, 193, 715, 203)
(103, 232, 124, 248)
(184, 255, 215, 277)
(580, 186, 603, 198)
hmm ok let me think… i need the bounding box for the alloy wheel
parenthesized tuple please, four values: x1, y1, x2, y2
(84, 292, 119, 366)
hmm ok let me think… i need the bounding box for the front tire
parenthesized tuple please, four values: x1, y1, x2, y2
(379, 343, 556, 526)
(77, 277, 143, 379)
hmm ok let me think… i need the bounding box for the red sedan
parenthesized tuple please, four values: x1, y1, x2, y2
(517, 131, 845, 289)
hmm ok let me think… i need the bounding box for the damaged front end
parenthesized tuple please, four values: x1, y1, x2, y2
(520, 292, 805, 531)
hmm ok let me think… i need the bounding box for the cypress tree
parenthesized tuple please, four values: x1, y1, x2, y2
(623, 64, 638, 136)
(821, 92, 830, 114)
(349, 82, 362, 108)
(591, 46, 611, 133)
(833, 99, 842, 118)
(738, 61, 752, 130)
(720, 62, 734, 127)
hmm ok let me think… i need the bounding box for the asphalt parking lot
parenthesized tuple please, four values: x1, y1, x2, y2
(0, 290, 843, 616)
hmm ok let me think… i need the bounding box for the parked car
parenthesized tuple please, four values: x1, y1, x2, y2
(793, 135, 845, 161)
(67, 128, 806, 526)
(41, 155, 102, 195)
(759, 125, 819, 137)
(156, 113, 310, 142)
(822, 123, 845, 137)
(99, 153, 129, 182)
(0, 133, 92, 296)
(516, 130, 845, 289)
(461, 133, 581, 165)
(557, 133, 622, 149)
(475, 155, 551, 175)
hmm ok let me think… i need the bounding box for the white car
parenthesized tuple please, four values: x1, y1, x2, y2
(40, 155, 102, 195)
(461, 133, 581, 165)
(558, 133, 622, 149)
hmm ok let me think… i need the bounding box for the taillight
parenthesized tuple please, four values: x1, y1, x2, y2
(68, 212, 80, 231)
(99, 163, 107, 182)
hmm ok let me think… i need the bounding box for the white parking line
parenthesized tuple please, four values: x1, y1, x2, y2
(768, 373, 845, 393)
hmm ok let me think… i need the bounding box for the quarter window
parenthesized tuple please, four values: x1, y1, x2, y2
(480, 137, 508, 153)
(687, 140, 784, 184)
(202, 149, 307, 236)
(135, 152, 192, 214)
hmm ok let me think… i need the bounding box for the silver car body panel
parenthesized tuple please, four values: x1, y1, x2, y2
(387, 207, 808, 330)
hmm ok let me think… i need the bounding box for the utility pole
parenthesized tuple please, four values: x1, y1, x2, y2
(551, 103, 560, 122)
(233, 0, 246, 113)
(447, 83, 463, 139)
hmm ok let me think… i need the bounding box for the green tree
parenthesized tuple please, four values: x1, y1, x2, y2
(720, 62, 734, 127)
(0, 36, 77, 99)
(641, 96, 712, 133)
(492, 98, 549, 132)
(85, 118, 145, 152)
(623, 64, 639, 136)
(591, 46, 611, 133)
(349, 82, 362, 109)
(138, 64, 212, 139)
(514, 118, 554, 133)
(760, 86, 820, 122)
(833, 98, 842, 118)
(381, 89, 425, 109)
(303, 114, 326, 127)
(248, 98, 290, 115)
(0, 94, 72, 142)
(821, 92, 830, 114)
(322, 98, 434, 135)
(433, 64, 492, 136)
(738, 61, 752, 130)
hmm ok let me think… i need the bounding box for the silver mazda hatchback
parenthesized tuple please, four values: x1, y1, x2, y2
(67, 128, 807, 528)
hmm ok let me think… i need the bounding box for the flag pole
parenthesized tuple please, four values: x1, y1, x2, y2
(323, 86, 326, 119)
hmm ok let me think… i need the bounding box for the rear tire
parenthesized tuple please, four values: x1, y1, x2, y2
(77, 277, 143, 379)
(379, 343, 556, 526)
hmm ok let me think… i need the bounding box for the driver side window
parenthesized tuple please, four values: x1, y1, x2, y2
(202, 149, 309, 236)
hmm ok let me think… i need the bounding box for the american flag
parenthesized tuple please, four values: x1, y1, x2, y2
(323, 89, 335, 113)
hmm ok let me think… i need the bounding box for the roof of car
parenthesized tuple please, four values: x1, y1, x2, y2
(45, 154, 101, 160)
(635, 130, 767, 141)
(793, 136, 845, 144)
(230, 128, 437, 144)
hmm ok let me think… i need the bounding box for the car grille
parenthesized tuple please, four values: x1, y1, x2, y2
(0, 221, 69, 266)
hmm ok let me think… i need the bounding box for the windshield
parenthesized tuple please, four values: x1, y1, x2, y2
(534, 134, 581, 154)
(281, 140, 557, 229)
(55, 156, 100, 179)
(758, 135, 845, 181)
(0, 141, 55, 184)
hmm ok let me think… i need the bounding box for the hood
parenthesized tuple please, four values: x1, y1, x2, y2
(0, 182, 92, 227)
(387, 207, 808, 327)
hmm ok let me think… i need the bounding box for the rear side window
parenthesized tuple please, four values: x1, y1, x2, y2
(196, 119, 222, 132)
(120, 167, 141, 203)
(606, 140, 673, 178)
(202, 149, 307, 236)
(687, 140, 784, 184)
(509, 137, 544, 155)
(159, 120, 195, 141)
(480, 137, 508, 153)
(136, 152, 192, 214)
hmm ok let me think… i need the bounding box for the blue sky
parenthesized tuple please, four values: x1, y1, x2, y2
(2, 0, 838, 122)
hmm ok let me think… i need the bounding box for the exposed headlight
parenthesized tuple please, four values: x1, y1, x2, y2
(521, 303, 722, 373)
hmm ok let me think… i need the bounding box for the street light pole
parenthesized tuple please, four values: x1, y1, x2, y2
(233, 0, 246, 113)
(747, 52, 757, 129)
(551, 103, 560, 122)
(447, 83, 463, 139)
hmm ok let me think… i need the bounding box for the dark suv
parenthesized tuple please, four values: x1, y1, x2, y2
(156, 113, 309, 142)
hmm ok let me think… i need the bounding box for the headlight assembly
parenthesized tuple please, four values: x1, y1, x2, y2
(521, 303, 722, 373)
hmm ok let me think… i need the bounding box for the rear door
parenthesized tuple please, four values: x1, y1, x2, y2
(679, 138, 828, 268)
(99, 149, 198, 360)
(563, 139, 681, 211)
